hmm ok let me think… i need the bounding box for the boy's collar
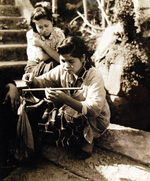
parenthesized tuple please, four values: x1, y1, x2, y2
(74, 66, 87, 81)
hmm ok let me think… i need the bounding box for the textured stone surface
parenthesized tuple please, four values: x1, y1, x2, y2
(0, 5, 20, 16)
(0, 44, 27, 61)
(0, 0, 15, 5)
(0, 61, 26, 79)
(0, 1, 28, 80)
(0, 17, 25, 29)
(0, 30, 27, 44)
(2, 124, 150, 181)
(96, 124, 150, 166)
(2, 145, 150, 181)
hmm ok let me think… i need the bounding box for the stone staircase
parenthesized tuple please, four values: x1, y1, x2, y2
(0, 0, 28, 81)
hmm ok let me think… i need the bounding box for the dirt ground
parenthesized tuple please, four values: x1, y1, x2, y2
(1, 145, 150, 181)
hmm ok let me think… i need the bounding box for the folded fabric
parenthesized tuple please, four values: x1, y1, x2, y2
(15, 100, 34, 161)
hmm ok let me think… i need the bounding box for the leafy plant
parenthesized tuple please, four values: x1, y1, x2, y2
(113, 0, 137, 42)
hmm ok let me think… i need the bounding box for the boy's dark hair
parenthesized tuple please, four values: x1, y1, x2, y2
(58, 36, 88, 59)
(30, 2, 53, 33)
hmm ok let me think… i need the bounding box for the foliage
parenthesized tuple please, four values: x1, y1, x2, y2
(29, 0, 150, 99)
(113, 0, 137, 42)
(98, 0, 150, 99)
(121, 40, 150, 96)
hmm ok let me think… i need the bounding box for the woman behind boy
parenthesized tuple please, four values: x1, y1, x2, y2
(25, 2, 65, 76)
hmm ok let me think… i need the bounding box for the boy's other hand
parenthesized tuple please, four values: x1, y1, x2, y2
(22, 73, 34, 85)
(45, 88, 66, 103)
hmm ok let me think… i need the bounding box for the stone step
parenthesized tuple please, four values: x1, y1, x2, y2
(4, 145, 150, 181)
(0, 60, 26, 80)
(0, 5, 20, 17)
(0, 29, 27, 44)
(0, 44, 27, 61)
(96, 124, 150, 166)
(38, 124, 150, 167)
(0, 16, 26, 29)
(0, 0, 15, 5)
(1, 123, 150, 181)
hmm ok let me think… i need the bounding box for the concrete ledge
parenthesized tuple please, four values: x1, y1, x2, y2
(0, 44, 27, 61)
(0, 0, 15, 5)
(0, 16, 25, 29)
(0, 60, 26, 67)
(2, 124, 150, 181)
(0, 5, 21, 17)
(0, 29, 27, 44)
(0, 61, 26, 80)
(95, 124, 150, 166)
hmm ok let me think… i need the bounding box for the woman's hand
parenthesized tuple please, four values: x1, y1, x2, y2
(22, 73, 34, 85)
(4, 83, 20, 112)
(45, 88, 67, 103)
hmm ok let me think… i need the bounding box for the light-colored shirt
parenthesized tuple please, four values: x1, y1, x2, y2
(32, 65, 110, 143)
(26, 27, 65, 62)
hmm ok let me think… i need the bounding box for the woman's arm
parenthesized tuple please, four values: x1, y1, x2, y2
(40, 40, 60, 63)
(27, 45, 50, 62)
(30, 37, 60, 63)
(27, 30, 59, 62)
(39, 28, 65, 63)
(27, 31, 50, 62)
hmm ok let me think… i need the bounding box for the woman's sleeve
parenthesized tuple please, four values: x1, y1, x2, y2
(81, 68, 106, 117)
(26, 30, 49, 61)
(54, 28, 65, 48)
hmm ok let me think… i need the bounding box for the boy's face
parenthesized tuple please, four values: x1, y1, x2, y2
(34, 18, 53, 37)
(60, 54, 83, 75)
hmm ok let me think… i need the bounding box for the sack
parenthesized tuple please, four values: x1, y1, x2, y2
(15, 100, 34, 161)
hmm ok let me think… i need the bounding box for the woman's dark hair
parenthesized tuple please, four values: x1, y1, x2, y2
(30, 2, 53, 32)
(58, 36, 88, 59)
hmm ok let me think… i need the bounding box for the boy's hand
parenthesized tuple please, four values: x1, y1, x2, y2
(45, 88, 66, 103)
(22, 73, 34, 85)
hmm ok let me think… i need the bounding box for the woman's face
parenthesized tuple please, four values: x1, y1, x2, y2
(35, 18, 53, 37)
(60, 54, 83, 75)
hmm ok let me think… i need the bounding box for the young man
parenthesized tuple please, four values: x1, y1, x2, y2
(22, 36, 110, 159)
